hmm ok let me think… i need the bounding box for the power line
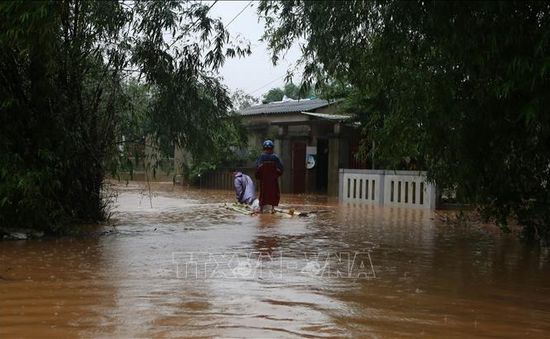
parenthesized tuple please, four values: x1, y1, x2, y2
(249, 74, 287, 94)
(225, 1, 276, 96)
(205, 0, 219, 16)
(225, 0, 254, 28)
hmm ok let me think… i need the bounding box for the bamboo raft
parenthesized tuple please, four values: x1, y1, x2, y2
(223, 203, 314, 217)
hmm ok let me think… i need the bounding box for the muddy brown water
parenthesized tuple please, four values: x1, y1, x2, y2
(1, 182, 550, 338)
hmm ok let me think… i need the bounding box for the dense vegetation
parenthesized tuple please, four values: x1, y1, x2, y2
(262, 83, 314, 103)
(259, 0, 550, 242)
(0, 0, 249, 233)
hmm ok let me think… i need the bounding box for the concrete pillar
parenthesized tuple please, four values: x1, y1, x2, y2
(328, 138, 340, 196)
(273, 123, 291, 193)
(278, 137, 292, 193)
(305, 135, 318, 193)
(274, 138, 282, 154)
(338, 169, 344, 202)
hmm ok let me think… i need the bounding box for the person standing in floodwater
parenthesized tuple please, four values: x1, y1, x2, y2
(255, 139, 284, 213)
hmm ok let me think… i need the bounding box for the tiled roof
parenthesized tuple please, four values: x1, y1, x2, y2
(239, 98, 340, 115)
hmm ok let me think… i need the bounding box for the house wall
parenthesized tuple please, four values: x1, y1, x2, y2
(243, 113, 309, 156)
(243, 113, 309, 194)
(240, 111, 361, 196)
(184, 102, 361, 196)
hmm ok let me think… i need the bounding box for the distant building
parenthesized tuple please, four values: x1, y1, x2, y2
(239, 98, 367, 196)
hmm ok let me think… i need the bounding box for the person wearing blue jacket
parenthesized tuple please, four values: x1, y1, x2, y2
(255, 140, 284, 212)
(255, 140, 284, 172)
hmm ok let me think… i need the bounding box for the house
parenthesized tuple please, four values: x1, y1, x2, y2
(238, 98, 366, 196)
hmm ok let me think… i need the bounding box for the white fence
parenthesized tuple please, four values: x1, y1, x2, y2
(339, 169, 437, 209)
(338, 169, 385, 204)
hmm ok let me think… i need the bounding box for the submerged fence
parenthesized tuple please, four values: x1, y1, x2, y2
(200, 167, 256, 190)
(339, 169, 437, 209)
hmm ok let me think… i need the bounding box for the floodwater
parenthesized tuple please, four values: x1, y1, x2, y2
(1, 183, 550, 338)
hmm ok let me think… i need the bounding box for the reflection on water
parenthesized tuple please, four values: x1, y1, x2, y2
(1, 182, 550, 337)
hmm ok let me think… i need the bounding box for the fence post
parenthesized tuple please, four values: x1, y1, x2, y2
(378, 174, 385, 206)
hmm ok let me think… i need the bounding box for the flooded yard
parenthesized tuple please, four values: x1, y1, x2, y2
(1, 182, 550, 337)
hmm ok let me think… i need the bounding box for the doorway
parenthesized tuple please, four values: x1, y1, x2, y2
(292, 140, 306, 193)
(316, 139, 329, 192)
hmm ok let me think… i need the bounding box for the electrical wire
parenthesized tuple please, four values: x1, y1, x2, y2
(225, 0, 254, 28)
(249, 74, 287, 94)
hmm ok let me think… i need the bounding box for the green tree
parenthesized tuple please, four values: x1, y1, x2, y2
(0, 0, 249, 233)
(262, 82, 314, 103)
(260, 0, 550, 242)
(283, 83, 300, 99)
(262, 87, 285, 103)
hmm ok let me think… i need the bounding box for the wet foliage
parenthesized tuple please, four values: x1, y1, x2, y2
(259, 1, 550, 242)
(262, 83, 314, 103)
(0, 0, 249, 233)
